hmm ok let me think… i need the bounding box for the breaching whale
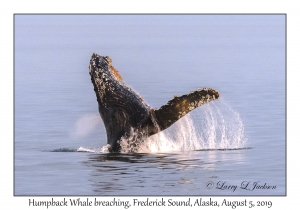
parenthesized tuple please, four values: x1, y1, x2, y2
(89, 53, 220, 152)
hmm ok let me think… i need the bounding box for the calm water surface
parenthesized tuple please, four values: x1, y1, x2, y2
(14, 15, 285, 195)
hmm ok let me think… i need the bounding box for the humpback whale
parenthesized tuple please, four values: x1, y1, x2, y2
(89, 53, 220, 152)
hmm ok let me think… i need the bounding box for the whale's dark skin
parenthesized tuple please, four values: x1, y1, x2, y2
(89, 53, 220, 152)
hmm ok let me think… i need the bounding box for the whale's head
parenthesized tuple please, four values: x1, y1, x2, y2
(89, 53, 122, 82)
(89, 53, 124, 110)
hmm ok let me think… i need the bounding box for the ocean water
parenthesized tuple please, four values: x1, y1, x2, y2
(14, 14, 285, 196)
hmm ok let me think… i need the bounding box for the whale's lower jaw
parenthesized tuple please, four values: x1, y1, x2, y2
(89, 53, 220, 153)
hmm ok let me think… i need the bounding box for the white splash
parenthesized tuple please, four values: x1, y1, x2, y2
(80, 99, 247, 154)
(77, 146, 96, 153)
(119, 99, 247, 154)
(77, 145, 112, 153)
(100, 144, 111, 153)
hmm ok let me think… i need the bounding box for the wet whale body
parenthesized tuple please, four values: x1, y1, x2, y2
(89, 53, 220, 152)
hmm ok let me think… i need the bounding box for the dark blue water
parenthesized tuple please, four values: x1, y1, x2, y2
(14, 15, 285, 195)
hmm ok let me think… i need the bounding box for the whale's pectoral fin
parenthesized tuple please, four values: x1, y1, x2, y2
(152, 88, 220, 130)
